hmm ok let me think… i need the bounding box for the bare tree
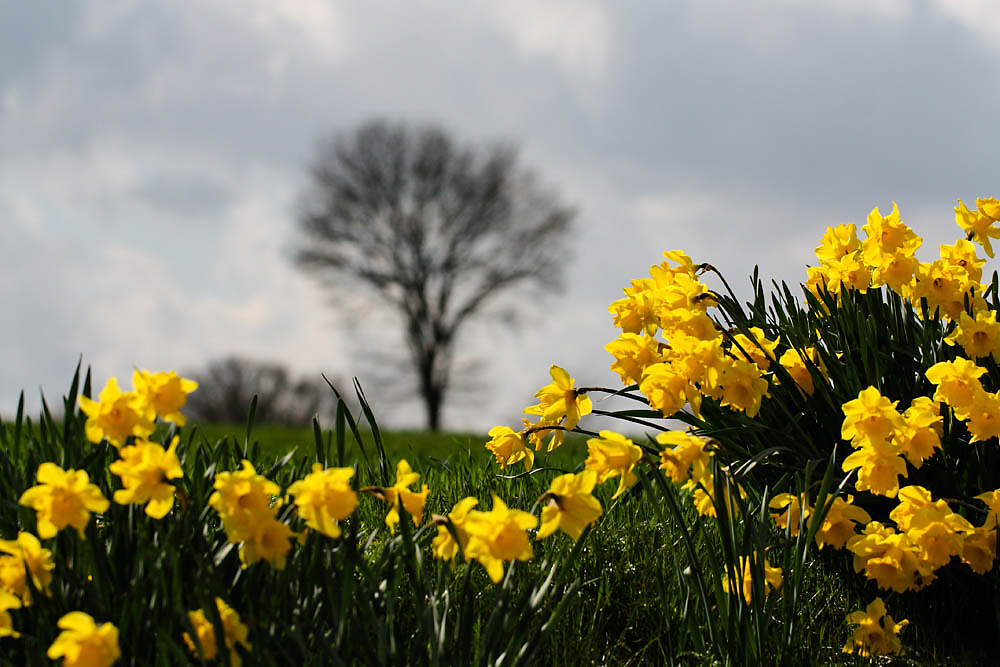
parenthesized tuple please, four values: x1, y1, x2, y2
(294, 119, 575, 430)
(184, 356, 341, 425)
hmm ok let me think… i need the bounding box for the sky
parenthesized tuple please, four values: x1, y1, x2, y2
(2, 0, 999, 431)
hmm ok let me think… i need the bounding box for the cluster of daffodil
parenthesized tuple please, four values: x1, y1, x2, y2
(803, 200, 1000, 655)
(440, 421, 615, 581)
(712, 199, 1000, 656)
(483, 359, 762, 583)
(608, 250, 774, 420)
(773, 200, 1000, 655)
(827, 383, 999, 588)
(751, 200, 1000, 656)
(481, 196, 1000, 658)
(806, 200, 998, 321)
(4, 366, 452, 665)
(2, 370, 197, 663)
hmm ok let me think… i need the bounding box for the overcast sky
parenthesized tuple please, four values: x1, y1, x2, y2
(3, 1, 999, 431)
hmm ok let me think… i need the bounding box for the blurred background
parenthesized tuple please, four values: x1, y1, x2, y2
(2, 0, 998, 431)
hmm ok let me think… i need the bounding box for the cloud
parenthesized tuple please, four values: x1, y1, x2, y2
(2, 1, 1000, 432)
(772, 0, 910, 20)
(932, 1, 1000, 54)
(472, 0, 612, 89)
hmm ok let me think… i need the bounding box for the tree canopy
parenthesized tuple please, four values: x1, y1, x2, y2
(294, 119, 575, 429)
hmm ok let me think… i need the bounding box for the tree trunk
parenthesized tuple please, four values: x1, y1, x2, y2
(423, 385, 442, 432)
(414, 342, 447, 432)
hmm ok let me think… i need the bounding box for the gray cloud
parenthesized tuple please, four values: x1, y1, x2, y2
(3, 1, 999, 430)
(134, 174, 232, 218)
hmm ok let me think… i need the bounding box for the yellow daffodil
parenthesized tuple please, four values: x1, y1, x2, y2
(962, 391, 1000, 443)
(78, 377, 154, 447)
(804, 264, 835, 303)
(584, 431, 643, 499)
(911, 260, 983, 321)
(109, 436, 184, 519)
(668, 333, 724, 384)
(609, 290, 659, 336)
(925, 358, 987, 412)
(729, 327, 780, 371)
(660, 249, 698, 277)
(657, 431, 712, 484)
(705, 356, 769, 418)
(846, 522, 933, 592)
(432, 497, 478, 562)
(814, 496, 871, 550)
(639, 362, 691, 418)
(0, 591, 20, 639)
(209, 460, 281, 543)
(722, 555, 782, 604)
(978, 196, 1000, 220)
(0, 532, 54, 604)
(945, 310, 1000, 362)
(209, 460, 293, 568)
(183, 598, 251, 667)
(778, 347, 826, 396)
(895, 397, 942, 468)
(47, 612, 120, 667)
(840, 387, 904, 446)
(814, 223, 861, 262)
(955, 198, 1000, 258)
(287, 464, 358, 539)
(523, 418, 565, 452)
(842, 439, 908, 498)
(19, 463, 110, 539)
(382, 459, 430, 533)
(821, 250, 873, 295)
(605, 333, 665, 385)
(870, 251, 917, 292)
(769, 493, 811, 537)
(236, 517, 295, 570)
(132, 368, 198, 425)
(861, 202, 922, 267)
(885, 486, 932, 530)
(975, 489, 1000, 529)
(890, 486, 973, 569)
(463, 494, 537, 583)
(660, 307, 719, 341)
(843, 597, 908, 656)
(484, 426, 534, 471)
(907, 512, 971, 570)
(961, 526, 997, 574)
(939, 238, 985, 283)
(650, 272, 716, 318)
(537, 471, 603, 539)
(524, 365, 593, 433)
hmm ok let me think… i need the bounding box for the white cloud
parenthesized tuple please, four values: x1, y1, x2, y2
(214, 0, 350, 65)
(80, 0, 140, 41)
(778, 0, 911, 19)
(932, 0, 1000, 54)
(2, 191, 45, 235)
(472, 0, 612, 89)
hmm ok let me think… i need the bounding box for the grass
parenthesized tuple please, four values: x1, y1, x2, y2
(189, 421, 589, 471)
(1, 411, 988, 664)
(220, 419, 1000, 665)
(181, 421, 903, 665)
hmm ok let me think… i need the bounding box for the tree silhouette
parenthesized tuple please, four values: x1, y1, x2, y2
(294, 119, 575, 430)
(184, 356, 341, 425)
